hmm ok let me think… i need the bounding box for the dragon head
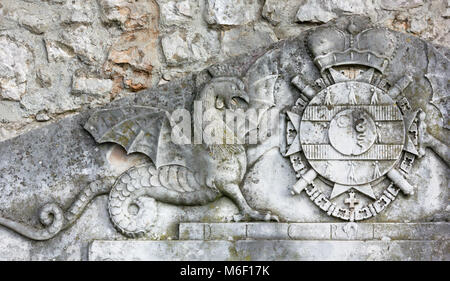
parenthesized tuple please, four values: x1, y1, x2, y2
(195, 77, 250, 151)
(196, 77, 249, 112)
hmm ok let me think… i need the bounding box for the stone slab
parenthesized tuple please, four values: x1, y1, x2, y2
(373, 223, 450, 240)
(179, 223, 450, 241)
(89, 240, 448, 261)
(0, 228, 31, 261)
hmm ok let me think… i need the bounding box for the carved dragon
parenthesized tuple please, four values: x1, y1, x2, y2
(0, 76, 279, 239)
(86, 77, 279, 237)
(0, 16, 447, 240)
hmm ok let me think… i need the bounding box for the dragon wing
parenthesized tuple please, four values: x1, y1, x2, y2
(245, 50, 280, 137)
(84, 106, 168, 165)
(425, 44, 450, 129)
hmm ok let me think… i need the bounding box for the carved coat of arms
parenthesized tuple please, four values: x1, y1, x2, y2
(284, 22, 426, 221)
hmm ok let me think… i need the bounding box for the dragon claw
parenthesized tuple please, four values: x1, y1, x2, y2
(264, 211, 279, 222)
(232, 214, 245, 222)
(270, 214, 280, 222)
(234, 209, 279, 222)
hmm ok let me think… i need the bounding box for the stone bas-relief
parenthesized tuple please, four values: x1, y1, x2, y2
(286, 23, 420, 222)
(0, 16, 448, 260)
(84, 76, 279, 238)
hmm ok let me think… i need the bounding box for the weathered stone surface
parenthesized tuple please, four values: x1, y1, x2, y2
(330, 223, 373, 240)
(295, 0, 377, 23)
(62, 1, 95, 25)
(0, 11, 448, 262)
(384, 1, 450, 47)
(246, 223, 290, 240)
(72, 76, 113, 96)
(204, 0, 260, 26)
(35, 111, 51, 122)
(89, 240, 447, 260)
(0, 36, 32, 101)
(16, 11, 52, 35)
(35, 66, 52, 88)
(379, 0, 424, 11)
(0, 127, 15, 142)
(0, 0, 448, 144)
(98, 0, 158, 31)
(1, 1, 56, 35)
(181, 223, 248, 241)
(262, 0, 304, 26)
(161, 30, 213, 66)
(44, 40, 75, 63)
(162, 31, 195, 65)
(179, 223, 450, 241)
(158, 0, 193, 27)
(0, 76, 208, 245)
(444, 0, 450, 18)
(0, 101, 24, 123)
(373, 222, 450, 240)
(288, 223, 331, 240)
(58, 25, 107, 65)
(221, 23, 278, 57)
(0, 228, 31, 261)
(42, 0, 65, 4)
(242, 148, 328, 222)
(103, 0, 160, 91)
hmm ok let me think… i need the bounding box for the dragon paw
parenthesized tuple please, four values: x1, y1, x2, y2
(230, 210, 279, 222)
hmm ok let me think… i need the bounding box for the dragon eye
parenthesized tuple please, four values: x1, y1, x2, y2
(215, 97, 224, 109)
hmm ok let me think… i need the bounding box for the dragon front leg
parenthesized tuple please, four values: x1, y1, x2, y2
(218, 183, 279, 222)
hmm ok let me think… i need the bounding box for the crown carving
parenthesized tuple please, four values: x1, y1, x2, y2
(307, 22, 397, 74)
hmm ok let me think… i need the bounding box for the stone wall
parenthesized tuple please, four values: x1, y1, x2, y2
(0, 3, 449, 261)
(1, 0, 449, 141)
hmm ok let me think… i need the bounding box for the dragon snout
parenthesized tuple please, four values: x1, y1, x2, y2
(234, 90, 250, 103)
(227, 90, 250, 110)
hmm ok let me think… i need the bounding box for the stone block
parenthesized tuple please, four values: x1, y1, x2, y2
(373, 223, 450, 240)
(262, 0, 304, 25)
(179, 223, 450, 241)
(179, 223, 247, 240)
(288, 223, 331, 240)
(0, 228, 31, 261)
(295, 0, 377, 23)
(72, 77, 113, 96)
(330, 223, 374, 240)
(159, 0, 193, 27)
(221, 23, 277, 57)
(0, 36, 32, 101)
(179, 223, 204, 240)
(204, 0, 260, 26)
(89, 240, 443, 261)
(246, 223, 289, 240)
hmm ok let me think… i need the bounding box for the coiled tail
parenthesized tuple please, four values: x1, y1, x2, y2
(0, 178, 113, 241)
(109, 164, 221, 238)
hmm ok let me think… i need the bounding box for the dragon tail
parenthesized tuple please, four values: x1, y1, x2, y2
(109, 164, 221, 238)
(0, 178, 114, 241)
